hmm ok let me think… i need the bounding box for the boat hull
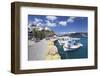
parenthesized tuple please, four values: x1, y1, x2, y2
(63, 43, 83, 51)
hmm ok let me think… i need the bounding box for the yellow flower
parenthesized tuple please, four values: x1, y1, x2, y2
(45, 40, 61, 60)
(46, 54, 61, 60)
(48, 40, 54, 46)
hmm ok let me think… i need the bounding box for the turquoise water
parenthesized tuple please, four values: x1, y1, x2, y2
(58, 37, 88, 59)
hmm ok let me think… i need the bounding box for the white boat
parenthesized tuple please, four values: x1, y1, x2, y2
(63, 43, 83, 51)
(58, 36, 83, 51)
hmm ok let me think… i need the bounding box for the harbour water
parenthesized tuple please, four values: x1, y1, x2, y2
(63, 37, 88, 59)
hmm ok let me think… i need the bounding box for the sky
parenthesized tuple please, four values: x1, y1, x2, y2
(28, 15, 88, 35)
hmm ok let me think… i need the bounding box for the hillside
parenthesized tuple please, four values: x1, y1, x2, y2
(61, 32, 88, 38)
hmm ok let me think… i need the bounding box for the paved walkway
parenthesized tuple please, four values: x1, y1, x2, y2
(28, 39, 48, 60)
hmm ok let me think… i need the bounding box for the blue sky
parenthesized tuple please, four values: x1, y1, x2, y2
(28, 15, 88, 35)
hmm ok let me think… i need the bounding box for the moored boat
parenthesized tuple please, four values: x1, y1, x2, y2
(58, 36, 83, 51)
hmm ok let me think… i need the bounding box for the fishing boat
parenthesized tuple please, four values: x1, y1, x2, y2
(58, 36, 83, 51)
(63, 43, 83, 51)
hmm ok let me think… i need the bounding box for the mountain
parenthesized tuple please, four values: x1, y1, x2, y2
(60, 32, 88, 38)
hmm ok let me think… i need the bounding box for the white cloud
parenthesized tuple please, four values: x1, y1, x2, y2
(46, 20, 56, 27)
(36, 22, 44, 26)
(59, 21, 67, 26)
(67, 17, 76, 23)
(34, 18, 42, 22)
(31, 16, 76, 27)
(58, 16, 76, 26)
(46, 16, 57, 21)
(33, 18, 43, 25)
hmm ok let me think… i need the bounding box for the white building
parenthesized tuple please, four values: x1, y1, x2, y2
(44, 26, 51, 31)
